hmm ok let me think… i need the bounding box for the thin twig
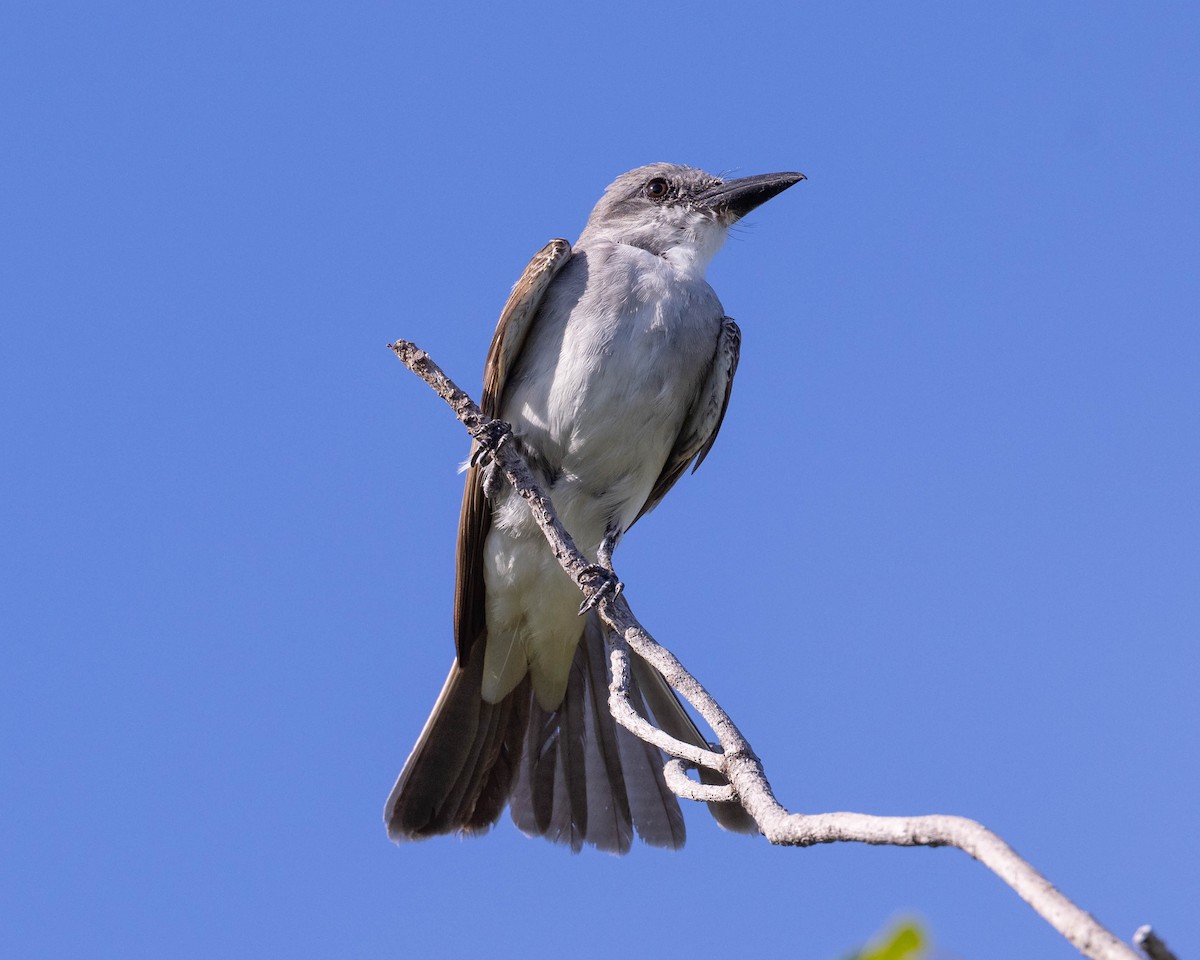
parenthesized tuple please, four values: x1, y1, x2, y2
(389, 338, 1162, 960)
(663, 759, 736, 802)
(605, 632, 727, 770)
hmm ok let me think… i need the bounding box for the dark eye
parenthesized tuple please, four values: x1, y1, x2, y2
(645, 177, 670, 201)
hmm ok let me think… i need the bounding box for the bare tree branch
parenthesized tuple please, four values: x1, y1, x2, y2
(388, 338, 1168, 960)
(604, 623, 727, 770)
(662, 758, 736, 803)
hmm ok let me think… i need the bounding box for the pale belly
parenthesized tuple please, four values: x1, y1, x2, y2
(479, 245, 723, 708)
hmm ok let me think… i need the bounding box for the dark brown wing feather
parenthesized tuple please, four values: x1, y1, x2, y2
(635, 317, 741, 524)
(454, 239, 573, 665)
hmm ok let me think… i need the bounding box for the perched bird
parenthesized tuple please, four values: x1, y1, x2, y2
(385, 163, 803, 852)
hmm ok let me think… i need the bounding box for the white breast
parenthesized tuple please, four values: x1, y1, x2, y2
(509, 242, 722, 501)
(481, 240, 724, 708)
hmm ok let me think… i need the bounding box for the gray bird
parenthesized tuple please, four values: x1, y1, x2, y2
(385, 162, 803, 852)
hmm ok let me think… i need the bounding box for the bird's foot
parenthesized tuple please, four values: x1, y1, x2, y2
(469, 418, 513, 467)
(578, 525, 624, 615)
(469, 419, 513, 499)
(578, 564, 623, 615)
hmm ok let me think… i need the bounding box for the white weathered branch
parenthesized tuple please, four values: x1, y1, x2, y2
(604, 626, 727, 770)
(662, 758, 736, 802)
(389, 338, 1169, 960)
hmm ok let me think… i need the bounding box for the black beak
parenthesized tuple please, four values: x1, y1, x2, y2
(696, 171, 806, 221)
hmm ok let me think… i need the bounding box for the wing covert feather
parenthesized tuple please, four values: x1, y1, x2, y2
(635, 317, 741, 523)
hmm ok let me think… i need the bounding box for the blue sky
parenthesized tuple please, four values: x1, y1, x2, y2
(3, 2, 1197, 957)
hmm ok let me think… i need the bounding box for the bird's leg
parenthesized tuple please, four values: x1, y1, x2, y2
(578, 523, 624, 615)
(468, 418, 513, 500)
(596, 523, 622, 571)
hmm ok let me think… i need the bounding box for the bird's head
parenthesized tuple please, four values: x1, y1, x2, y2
(578, 162, 804, 272)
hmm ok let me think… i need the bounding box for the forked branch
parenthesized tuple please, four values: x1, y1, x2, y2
(388, 338, 1173, 960)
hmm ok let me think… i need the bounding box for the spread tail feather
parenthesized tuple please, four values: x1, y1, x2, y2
(385, 612, 755, 849)
(509, 614, 685, 852)
(384, 634, 527, 839)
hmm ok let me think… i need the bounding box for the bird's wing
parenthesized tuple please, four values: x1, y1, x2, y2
(454, 238, 573, 665)
(635, 316, 741, 523)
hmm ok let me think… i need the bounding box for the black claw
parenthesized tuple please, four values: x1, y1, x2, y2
(469, 419, 513, 469)
(469, 420, 515, 501)
(577, 563, 624, 615)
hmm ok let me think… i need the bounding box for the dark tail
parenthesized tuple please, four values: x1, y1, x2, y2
(384, 613, 755, 851)
(383, 631, 528, 840)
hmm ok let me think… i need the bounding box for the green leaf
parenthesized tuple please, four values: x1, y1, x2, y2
(851, 919, 926, 960)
